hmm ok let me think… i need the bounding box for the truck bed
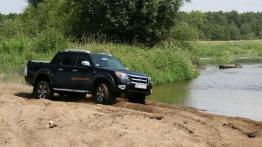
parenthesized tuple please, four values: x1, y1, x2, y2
(25, 60, 51, 85)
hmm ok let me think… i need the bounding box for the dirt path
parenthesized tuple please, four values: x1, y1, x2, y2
(0, 83, 261, 147)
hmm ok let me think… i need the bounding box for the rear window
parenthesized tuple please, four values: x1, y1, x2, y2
(61, 53, 75, 66)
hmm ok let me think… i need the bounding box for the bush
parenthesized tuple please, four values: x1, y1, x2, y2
(0, 36, 32, 76)
(0, 19, 23, 38)
(0, 36, 30, 53)
(33, 28, 69, 53)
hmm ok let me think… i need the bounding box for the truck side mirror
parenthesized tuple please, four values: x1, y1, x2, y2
(81, 61, 91, 67)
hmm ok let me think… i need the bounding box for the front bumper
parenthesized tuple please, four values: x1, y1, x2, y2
(116, 82, 153, 96)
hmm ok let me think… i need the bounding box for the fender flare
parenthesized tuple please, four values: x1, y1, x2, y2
(33, 69, 53, 86)
(93, 73, 116, 91)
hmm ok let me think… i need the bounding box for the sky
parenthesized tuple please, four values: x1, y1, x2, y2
(0, 0, 27, 14)
(181, 0, 262, 13)
(0, 0, 262, 14)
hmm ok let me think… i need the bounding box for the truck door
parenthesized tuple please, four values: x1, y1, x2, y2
(71, 53, 95, 92)
(53, 52, 76, 89)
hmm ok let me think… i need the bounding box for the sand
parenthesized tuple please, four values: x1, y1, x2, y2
(0, 83, 261, 147)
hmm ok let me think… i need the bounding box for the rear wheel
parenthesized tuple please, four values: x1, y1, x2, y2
(34, 81, 53, 99)
(93, 83, 114, 105)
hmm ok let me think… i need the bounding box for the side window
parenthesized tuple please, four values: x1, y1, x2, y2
(61, 53, 75, 66)
(51, 53, 60, 64)
(76, 54, 92, 67)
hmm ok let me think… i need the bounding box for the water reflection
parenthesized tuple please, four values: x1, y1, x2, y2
(149, 81, 191, 105)
(149, 59, 262, 121)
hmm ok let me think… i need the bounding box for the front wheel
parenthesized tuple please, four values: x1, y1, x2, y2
(34, 81, 53, 99)
(93, 83, 114, 105)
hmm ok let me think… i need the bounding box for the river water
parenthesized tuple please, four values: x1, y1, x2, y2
(149, 60, 262, 121)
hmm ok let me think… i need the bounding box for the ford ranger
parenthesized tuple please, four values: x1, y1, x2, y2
(24, 49, 153, 104)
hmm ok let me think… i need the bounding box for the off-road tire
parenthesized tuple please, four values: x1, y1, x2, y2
(93, 83, 114, 105)
(34, 80, 53, 99)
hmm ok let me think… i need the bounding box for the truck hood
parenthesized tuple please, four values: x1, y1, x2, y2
(116, 69, 148, 77)
(97, 67, 149, 77)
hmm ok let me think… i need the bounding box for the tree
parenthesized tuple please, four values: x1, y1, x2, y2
(0, 13, 3, 23)
(172, 22, 199, 41)
(226, 11, 240, 25)
(20, 0, 68, 37)
(187, 11, 207, 40)
(67, 0, 187, 44)
(27, 0, 43, 7)
(227, 22, 240, 40)
(240, 23, 252, 35)
(174, 11, 262, 41)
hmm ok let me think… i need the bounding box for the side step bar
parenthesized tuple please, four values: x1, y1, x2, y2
(53, 88, 91, 94)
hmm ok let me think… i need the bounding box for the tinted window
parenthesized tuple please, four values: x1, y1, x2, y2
(76, 54, 92, 67)
(51, 52, 61, 64)
(61, 53, 75, 66)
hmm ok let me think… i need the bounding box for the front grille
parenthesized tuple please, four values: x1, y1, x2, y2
(128, 74, 148, 84)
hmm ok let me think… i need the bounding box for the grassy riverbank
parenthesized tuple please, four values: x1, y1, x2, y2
(193, 40, 262, 57)
(192, 40, 262, 63)
(0, 37, 197, 84)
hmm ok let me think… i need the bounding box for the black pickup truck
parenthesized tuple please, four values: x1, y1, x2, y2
(24, 49, 153, 104)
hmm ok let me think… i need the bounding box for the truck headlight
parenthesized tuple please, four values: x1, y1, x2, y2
(115, 72, 129, 81)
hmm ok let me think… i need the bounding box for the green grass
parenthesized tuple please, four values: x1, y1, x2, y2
(193, 40, 262, 58)
(192, 40, 262, 64)
(0, 37, 197, 85)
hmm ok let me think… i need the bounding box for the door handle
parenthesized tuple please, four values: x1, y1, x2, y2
(72, 69, 78, 72)
(57, 68, 63, 71)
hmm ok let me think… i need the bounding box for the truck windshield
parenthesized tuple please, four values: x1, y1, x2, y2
(90, 54, 126, 70)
